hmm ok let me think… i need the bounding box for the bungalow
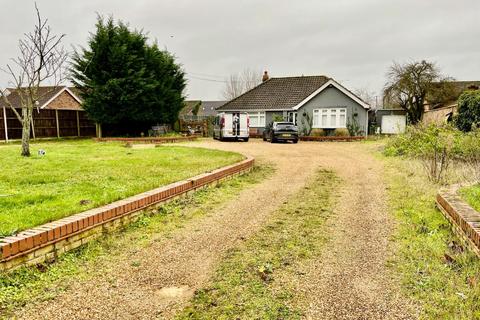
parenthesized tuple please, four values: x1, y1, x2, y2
(215, 74, 370, 136)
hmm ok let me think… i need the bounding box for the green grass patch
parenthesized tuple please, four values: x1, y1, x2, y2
(177, 170, 338, 320)
(459, 184, 480, 212)
(0, 165, 273, 317)
(0, 139, 243, 236)
(383, 156, 480, 319)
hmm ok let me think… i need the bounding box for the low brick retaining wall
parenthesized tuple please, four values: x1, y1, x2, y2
(300, 136, 365, 142)
(436, 184, 480, 257)
(0, 157, 254, 271)
(95, 136, 198, 143)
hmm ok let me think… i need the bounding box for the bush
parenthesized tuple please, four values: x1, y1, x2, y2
(384, 124, 480, 183)
(455, 90, 480, 132)
(311, 129, 325, 136)
(334, 128, 349, 136)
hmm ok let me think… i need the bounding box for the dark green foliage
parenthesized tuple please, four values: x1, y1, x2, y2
(455, 90, 480, 132)
(70, 17, 186, 127)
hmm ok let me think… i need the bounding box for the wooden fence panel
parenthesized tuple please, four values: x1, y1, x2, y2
(0, 108, 96, 141)
(58, 110, 78, 137)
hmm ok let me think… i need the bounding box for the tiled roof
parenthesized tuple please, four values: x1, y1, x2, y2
(0, 86, 82, 110)
(201, 101, 226, 116)
(216, 76, 330, 111)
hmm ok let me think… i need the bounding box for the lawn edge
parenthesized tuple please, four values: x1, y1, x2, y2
(0, 156, 255, 271)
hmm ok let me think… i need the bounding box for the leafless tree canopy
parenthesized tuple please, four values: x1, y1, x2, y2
(0, 3, 68, 156)
(383, 60, 449, 124)
(354, 87, 377, 109)
(222, 68, 262, 100)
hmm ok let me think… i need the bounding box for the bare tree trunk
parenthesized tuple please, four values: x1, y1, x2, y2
(21, 107, 31, 156)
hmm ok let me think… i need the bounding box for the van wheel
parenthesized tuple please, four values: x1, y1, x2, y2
(293, 139, 298, 144)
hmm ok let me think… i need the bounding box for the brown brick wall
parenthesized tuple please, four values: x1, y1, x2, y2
(46, 90, 82, 111)
(436, 184, 480, 257)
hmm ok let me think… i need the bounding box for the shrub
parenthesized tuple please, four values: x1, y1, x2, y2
(347, 117, 361, 136)
(311, 129, 325, 136)
(384, 124, 480, 183)
(455, 90, 480, 132)
(334, 128, 349, 136)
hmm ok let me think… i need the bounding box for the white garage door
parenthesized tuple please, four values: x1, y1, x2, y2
(381, 115, 406, 134)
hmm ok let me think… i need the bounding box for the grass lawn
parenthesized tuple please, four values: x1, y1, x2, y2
(459, 184, 480, 212)
(0, 139, 243, 236)
(382, 155, 480, 319)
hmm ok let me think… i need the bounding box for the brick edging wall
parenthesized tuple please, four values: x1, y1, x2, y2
(300, 136, 365, 142)
(0, 157, 254, 271)
(95, 136, 198, 143)
(436, 184, 480, 257)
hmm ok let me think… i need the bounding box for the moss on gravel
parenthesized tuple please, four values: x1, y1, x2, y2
(177, 169, 338, 320)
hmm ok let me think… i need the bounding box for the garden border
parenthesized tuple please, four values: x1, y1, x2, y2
(0, 156, 254, 271)
(300, 136, 365, 142)
(436, 184, 480, 257)
(95, 136, 198, 143)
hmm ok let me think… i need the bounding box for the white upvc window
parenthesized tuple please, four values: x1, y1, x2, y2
(248, 112, 266, 127)
(312, 108, 347, 128)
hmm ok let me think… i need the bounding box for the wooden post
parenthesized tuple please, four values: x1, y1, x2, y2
(31, 115, 36, 140)
(55, 109, 60, 138)
(96, 123, 102, 138)
(76, 111, 81, 137)
(2, 106, 8, 142)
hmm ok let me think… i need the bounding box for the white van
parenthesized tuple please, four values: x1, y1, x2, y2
(213, 112, 249, 141)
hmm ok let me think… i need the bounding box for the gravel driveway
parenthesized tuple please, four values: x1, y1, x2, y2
(16, 139, 416, 319)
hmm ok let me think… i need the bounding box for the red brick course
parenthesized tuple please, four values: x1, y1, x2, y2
(436, 184, 480, 257)
(0, 157, 254, 267)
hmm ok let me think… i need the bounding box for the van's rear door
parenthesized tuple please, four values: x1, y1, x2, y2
(239, 113, 249, 136)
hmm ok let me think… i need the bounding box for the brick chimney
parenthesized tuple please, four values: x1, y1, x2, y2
(262, 70, 269, 82)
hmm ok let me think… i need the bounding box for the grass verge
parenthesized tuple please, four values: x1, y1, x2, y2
(459, 184, 480, 212)
(0, 165, 273, 318)
(177, 169, 338, 320)
(0, 139, 242, 236)
(383, 156, 480, 319)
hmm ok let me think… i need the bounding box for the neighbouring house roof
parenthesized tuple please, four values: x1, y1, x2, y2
(427, 80, 480, 110)
(216, 75, 370, 111)
(180, 100, 202, 116)
(0, 86, 83, 111)
(201, 101, 226, 116)
(180, 100, 226, 117)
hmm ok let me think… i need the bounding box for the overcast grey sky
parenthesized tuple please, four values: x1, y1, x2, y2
(1, 0, 479, 101)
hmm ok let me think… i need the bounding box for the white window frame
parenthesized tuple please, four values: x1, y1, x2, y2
(248, 112, 266, 127)
(312, 108, 347, 128)
(287, 112, 297, 125)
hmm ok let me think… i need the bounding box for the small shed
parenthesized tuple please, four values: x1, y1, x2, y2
(375, 109, 407, 134)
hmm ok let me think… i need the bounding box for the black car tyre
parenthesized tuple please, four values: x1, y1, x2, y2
(244, 138, 249, 142)
(293, 139, 298, 144)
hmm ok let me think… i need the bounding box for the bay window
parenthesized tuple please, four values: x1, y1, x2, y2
(312, 108, 347, 128)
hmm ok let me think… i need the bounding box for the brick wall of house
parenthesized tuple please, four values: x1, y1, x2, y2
(47, 91, 82, 110)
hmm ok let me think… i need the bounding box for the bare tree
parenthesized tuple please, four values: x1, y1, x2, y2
(222, 68, 262, 100)
(0, 4, 68, 156)
(383, 60, 450, 124)
(354, 87, 377, 110)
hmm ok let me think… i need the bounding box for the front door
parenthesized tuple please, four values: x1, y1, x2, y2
(287, 112, 297, 125)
